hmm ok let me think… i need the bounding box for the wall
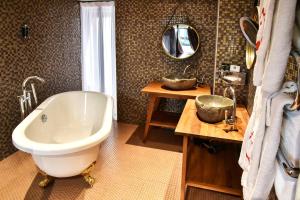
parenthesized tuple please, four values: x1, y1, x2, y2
(116, 0, 254, 124)
(0, 0, 81, 159)
(116, 0, 218, 124)
(214, 0, 254, 104)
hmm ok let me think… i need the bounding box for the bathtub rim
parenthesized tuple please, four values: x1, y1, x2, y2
(12, 91, 113, 156)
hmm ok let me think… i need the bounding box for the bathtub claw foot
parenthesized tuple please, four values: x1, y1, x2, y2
(81, 161, 96, 187)
(37, 169, 54, 188)
(83, 174, 95, 187)
(39, 176, 54, 188)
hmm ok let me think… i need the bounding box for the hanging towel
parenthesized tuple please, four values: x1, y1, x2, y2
(239, 0, 298, 198)
(266, 81, 298, 126)
(253, 0, 276, 86)
(274, 151, 297, 200)
(253, 0, 297, 91)
(261, 0, 297, 93)
(239, 91, 293, 200)
(239, 86, 269, 199)
(295, 176, 300, 200)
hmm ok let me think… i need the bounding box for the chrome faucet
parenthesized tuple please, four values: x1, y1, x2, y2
(183, 65, 192, 75)
(18, 76, 45, 120)
(223, 85, 237, 132)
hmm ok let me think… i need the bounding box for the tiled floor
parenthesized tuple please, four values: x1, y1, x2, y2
(0, 123, 182, 200)
(0, 122, 246, 200)
(0, 123, 276, 200)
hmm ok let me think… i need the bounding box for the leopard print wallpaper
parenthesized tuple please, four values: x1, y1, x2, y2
(0, 0, 81, 159)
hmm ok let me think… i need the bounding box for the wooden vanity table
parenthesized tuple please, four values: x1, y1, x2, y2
(175, 99, 249, 199)
(141, 82, 211, 142)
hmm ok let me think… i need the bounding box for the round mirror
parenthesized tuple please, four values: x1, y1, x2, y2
(240, 17, 258, 48)
(162, 24, 200, 60)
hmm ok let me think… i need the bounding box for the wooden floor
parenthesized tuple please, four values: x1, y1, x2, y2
(0, 122, 245, 200)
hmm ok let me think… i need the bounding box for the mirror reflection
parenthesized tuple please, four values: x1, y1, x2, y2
(162, 24, 200, 59)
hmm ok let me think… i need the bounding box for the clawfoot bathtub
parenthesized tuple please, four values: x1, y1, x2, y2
(12, 91, 112, 186)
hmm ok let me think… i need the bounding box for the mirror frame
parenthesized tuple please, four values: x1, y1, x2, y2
(162, 24, 200, 60)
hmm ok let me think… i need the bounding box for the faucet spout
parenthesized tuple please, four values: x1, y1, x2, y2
(19, 76, 45, 120)
(223, 85, 237, 131)
(22, 76, 45, 90)
(183, 65, 192, 75)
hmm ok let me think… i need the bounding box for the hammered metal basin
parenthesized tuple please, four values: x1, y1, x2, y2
(195, 95, 234, 123)
(162, 75, 197, 90)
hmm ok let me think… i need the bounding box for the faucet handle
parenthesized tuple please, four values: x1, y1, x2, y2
(26, 91, 32, 111)
(17, 95, 25, 120)
(224, 110, 228, 123)
(31, 83, 38, 105)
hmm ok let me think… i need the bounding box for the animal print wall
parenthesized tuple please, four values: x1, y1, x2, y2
(0, 0, 81, 159)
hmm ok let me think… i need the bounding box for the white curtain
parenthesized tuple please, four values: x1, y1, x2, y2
(80, 1, 117, 120)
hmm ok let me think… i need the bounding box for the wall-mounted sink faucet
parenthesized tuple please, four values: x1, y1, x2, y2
(18, 76, 45, 120)
(223, 85, 238, 132)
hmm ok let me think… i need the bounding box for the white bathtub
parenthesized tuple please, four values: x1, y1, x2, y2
(12, 91, 112, 178)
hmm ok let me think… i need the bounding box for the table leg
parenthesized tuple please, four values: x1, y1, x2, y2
(181, 136, 188, 200)
(143, 96, 160, 142)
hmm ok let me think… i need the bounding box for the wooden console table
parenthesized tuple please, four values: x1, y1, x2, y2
(175, 99, 249, 199)
(141, 82, 211, 142)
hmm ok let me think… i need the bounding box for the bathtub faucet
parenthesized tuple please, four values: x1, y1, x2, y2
(223, 85, 238, 132)
(18, 76, 45, 120)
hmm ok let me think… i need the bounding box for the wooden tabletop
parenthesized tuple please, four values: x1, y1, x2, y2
(175, 99, 249, 143)
(141, 82, 211, 99)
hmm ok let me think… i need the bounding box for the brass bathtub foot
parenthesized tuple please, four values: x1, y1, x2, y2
(83, 174, 95, 187)
(81, 161, 96, 187)
(37, 169, 54, 188)
(39, 176, 54, 188)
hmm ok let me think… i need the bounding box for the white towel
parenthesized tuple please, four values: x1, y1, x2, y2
(261, 0, 297, 93)
(295, 176, 300, 200)
(239, 86, 269, 198)
(239, 90, 293, 200)
(239, 0, 298, 198)
(253, 0, 276, 86)
(280, 109, 300, 168)
(254, 0, 297, 92)
(274, 156, 297, 200)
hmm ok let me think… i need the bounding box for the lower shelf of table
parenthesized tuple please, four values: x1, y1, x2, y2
(185, 138, 242, 196)
(186, 181, 242, 196)
(149, 111, 180, 129)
